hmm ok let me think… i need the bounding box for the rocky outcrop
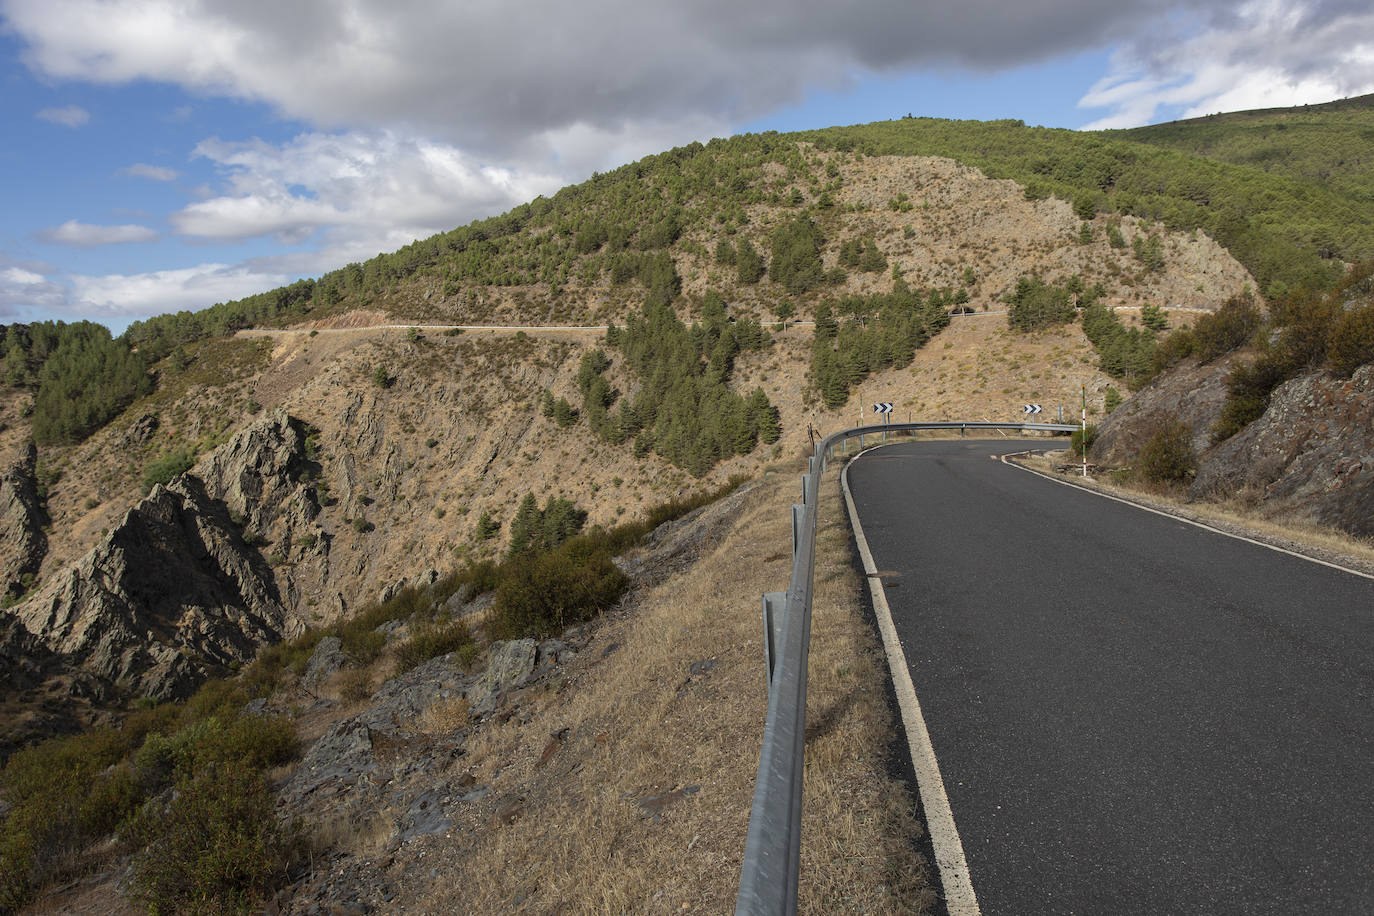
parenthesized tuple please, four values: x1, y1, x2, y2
(14, 476, 288, 700)
(1, 442, 47, 600)
(6, 410, 322, 702)
(1090, 354, 1244, 466)
(1190, 364, 1374, 536)
(193, 408, 320, 538)
(1091, 357, 1374, 538)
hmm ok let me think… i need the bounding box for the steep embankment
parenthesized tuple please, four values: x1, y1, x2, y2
(1093, 360, 1374, 538)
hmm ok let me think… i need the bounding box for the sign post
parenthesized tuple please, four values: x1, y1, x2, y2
(873, 402, 893, 443)
(1081, 385, 1088, 477)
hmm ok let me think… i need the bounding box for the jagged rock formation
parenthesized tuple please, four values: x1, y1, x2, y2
(7, 410, 315, 702)
(192, 408, 320, 538)
(1191, 365, 1374, 536)
(14, 476, 287, 700)
(1093, 362, 1374, 538)
(1, 442, 47, 600)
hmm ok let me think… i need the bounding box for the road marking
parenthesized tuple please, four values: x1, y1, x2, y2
(1001, 455, 1374, 582)
(841, 460, 981, 916)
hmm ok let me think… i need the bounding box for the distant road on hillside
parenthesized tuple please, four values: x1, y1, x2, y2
(234, 303, 1215, 338)
(847, 439, 1374, 915)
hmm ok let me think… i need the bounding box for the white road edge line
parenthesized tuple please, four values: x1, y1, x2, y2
(841, 458, 981, 916)
(1000, 454, 1374, 582)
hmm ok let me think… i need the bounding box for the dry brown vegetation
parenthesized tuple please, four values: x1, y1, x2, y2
(270, 467, 933, 913)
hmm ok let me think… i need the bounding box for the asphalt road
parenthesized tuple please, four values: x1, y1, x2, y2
(846, 439, 1374, 915)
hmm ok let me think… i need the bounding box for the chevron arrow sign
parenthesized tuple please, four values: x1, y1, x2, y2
(1022, 404, 1043, 414)
(873, 402, 894, 414)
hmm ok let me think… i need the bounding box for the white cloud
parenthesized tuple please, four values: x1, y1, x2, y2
(121, 163, 179, 181)
(68, 263, 293, 316)
(3, 267, 46, 285)
(38, 220, 160, 246)
(0, 261, 66, 316)
(3, 0, 1198, 156)
(35, 104, 89, 127)
(1078, 0, 1374, 128)
(170, 130, 565, 251)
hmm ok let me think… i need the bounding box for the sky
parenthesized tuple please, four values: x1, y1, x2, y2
(2, 0, 1373, 334)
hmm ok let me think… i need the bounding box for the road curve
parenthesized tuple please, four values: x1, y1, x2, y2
(846, 439, 1374, 915)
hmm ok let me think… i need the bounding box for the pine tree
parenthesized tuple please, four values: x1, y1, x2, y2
(507, 494, 541, 557)
(736, 238, 764, 284)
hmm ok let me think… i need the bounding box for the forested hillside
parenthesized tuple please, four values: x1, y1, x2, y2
(122, 99, 1373, 361)
(1119, 93, 1374, 204)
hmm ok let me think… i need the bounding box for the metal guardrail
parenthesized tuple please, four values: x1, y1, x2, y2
(735, 421, 1078, 915)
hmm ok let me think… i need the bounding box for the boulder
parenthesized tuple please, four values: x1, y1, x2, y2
(481, 639, 538, 697)
(302, 636, 347, 689)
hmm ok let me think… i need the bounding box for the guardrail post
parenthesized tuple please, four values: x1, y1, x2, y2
(791, 504, 804, 559)
(762, 592, 787, 688)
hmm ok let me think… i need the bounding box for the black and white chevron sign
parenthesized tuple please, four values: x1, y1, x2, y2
(873, 402, 894, 415)
(1022, 404, 1043, 415)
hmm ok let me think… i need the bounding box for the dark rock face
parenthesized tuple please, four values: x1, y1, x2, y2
(7, 410, 316, 702)
(14, 476, 287, 700)
(1, 442, 47, 600)
(1190, 364, 1374, 536)
(1090, 354, 1243, 466)
(1092, 359, 1374, 538)
(192, 407, 320, 538)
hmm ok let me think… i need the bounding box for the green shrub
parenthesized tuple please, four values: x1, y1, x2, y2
(475, 512, 500, 540)
(339, 669, 373, 703)
(1211, 355, 1288, 442)
(490, 544, 628, 640)
(0, 708, 174, 908)
(392, 620, 475, 676)
(127, 767, 305, 916)
(1152, 325, 1197, 374)
(142, 450, 194, 494)
(1328, 303, 1374, 377)
(1070, 424, 1098, 455)
(1192, 293, 1261, 361)
(1103, 387, 1123, 413)
(1006, 276, 1076, 332)
(1137, 419, 1197, 484)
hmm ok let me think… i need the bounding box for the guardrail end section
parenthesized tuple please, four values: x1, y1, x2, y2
(762, 592, 787, 687)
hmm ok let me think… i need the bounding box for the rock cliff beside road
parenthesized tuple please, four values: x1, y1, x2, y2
(1093, 361, 1374, 538)
(1190, 364, 1374, 536)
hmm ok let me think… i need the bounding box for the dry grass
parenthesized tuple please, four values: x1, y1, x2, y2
(418, 696, 471, 735)
(1017, 450, 1374, 575)
(378, 468, 934, 913)
(800, 471, 935, 912)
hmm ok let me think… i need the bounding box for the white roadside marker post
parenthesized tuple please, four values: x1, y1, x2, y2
(1081, 384, 1088, 477)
